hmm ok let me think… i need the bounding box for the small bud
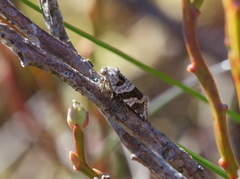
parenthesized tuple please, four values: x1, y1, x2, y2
(218, 158, 228, 170)
(67, 100, 89, 130)
(187, 64, 196, 73)
(69, 151, 80, 170)
(220, 104, 228, 111)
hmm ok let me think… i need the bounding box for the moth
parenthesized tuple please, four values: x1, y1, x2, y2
(100, 66, 148, 121)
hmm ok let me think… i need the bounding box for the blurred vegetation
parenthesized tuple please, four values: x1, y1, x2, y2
(0, 0, 232, 179)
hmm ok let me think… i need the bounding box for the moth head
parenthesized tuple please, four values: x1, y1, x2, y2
(100, 66, 120, 84)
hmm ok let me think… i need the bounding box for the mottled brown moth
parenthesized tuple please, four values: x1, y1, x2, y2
(100, 66, 148, 121)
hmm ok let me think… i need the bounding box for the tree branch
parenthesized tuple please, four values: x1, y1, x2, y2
(39, 0, 75, 50)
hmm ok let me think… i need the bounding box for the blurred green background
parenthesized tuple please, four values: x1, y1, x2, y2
(0, 0, 232, 179)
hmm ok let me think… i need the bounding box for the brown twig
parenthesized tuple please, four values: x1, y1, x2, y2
(103, 111, 187, 179)
(0, 0, 93, 76)
(39, 0, 75, 50)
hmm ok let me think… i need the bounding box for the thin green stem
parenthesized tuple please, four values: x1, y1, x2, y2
(73, 125, 99, 178)
(182, 0, 238, 178)
(223, 0, 240, 121)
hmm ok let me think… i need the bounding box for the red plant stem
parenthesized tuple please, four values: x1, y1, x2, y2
(73, 124, 99, 178)
(182, 0, 238, 178)
(223, 1, 240, 109)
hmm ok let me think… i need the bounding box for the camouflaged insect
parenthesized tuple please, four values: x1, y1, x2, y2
(100, 66, 148, 121)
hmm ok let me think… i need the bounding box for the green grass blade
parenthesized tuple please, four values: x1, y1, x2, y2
(178, 144, 228, 179)
(21, 0, 41, 12)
